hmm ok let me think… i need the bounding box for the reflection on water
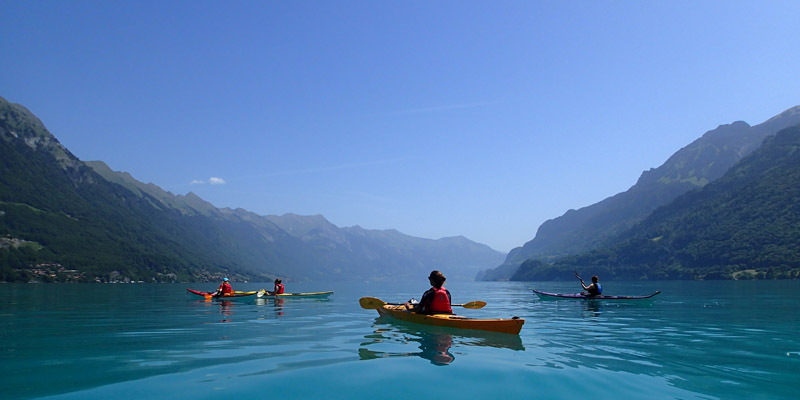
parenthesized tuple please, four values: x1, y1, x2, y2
(255, 296, 285, 317)
(194, 298, 239, 322)
(219, 300, 234, 322)
(360, 328, 455, 365)
(583, 300, 601, 316)
(359, 315, 524, 366)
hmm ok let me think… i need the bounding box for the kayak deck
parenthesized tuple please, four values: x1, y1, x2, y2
(375, 304, 524, 335)
(532, 288, 660, 300)
(258, 290, 333, 298)
(186, 288, 257, 299)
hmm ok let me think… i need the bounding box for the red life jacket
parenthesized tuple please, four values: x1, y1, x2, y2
(428, 287, 452, 313)
(219, 282, 232, 294)
(275, 283, 284, 294)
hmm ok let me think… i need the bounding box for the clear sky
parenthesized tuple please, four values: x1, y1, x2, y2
(2, 1, 799, 252)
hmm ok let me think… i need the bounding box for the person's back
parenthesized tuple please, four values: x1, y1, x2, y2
(418, 270, 452, 314)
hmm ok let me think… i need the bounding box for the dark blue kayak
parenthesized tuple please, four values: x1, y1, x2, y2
(532, 288, 660, 300)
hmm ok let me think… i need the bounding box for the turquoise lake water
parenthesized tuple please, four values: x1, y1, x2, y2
(2, 280, 799, 399)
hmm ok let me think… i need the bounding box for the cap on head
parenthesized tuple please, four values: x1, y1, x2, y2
(223, 278, 229, 281)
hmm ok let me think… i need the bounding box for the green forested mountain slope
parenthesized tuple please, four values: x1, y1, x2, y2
(480, 106, 800, 280)
(0, 97, 291, 282)
(512, 125, 800, 280)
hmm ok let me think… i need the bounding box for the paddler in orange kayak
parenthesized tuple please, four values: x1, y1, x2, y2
(407, 270, 453, 314)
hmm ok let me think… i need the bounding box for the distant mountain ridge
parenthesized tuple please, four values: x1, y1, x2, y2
(264, 213, 502, 281)
(82, 168, 505, 282)
(478, 106, 800, 280)
(0, 95, 504, 283)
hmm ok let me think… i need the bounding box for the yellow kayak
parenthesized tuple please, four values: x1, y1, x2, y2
(257, 290, 334, 298)
(374, 303, 524, 335)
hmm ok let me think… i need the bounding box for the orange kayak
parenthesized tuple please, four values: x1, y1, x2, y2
(375, 304, 524, 335)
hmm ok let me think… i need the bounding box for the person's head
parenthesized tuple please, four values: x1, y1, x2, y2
(428, 270, 446, 288)
(591, 276, 598, 283)
(223, 277, 229, 282)
(275, 279, 282, 284)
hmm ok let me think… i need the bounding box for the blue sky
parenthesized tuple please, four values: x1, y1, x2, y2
(2, 1, 799, 252)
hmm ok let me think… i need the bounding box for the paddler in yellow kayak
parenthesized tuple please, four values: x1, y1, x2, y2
(406, 270, 453, 314)
(262, 278, 285, 295)
(273, 279, 285, 294)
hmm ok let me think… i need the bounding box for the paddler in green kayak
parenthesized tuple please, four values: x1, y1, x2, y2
(406, 270, 453, 314)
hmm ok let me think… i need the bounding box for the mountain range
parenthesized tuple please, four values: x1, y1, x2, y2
(5, 93, 799, 283)
(479, 106, 800, 281)
(0, 96, 504, 283)
(512, 124, 800, 280)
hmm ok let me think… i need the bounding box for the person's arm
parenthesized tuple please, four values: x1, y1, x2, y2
(416, 289, 434, 313)
(583, 283, 598, 294)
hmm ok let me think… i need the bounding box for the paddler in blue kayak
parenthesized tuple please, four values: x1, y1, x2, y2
(407, 270, 453, 314)
(578, 274, 602, 296)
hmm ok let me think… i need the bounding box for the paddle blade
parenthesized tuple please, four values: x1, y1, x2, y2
(459, 301, 486, 309)
(359, 297, 386, 309)
(257, 290, 264, 298)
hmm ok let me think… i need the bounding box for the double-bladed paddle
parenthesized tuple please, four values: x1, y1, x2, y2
(359, 296, 486, 310)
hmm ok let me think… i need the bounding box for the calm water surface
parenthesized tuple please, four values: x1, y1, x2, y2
(2, 280, 799, 399)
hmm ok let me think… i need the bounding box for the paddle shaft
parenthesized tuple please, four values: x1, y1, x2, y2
(359, 297, 485, 310)
(385, 301, 474, 307)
